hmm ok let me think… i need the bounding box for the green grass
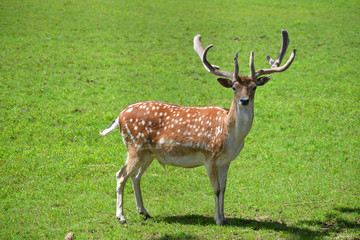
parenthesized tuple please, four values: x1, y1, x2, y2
(1, 0, 359, 239)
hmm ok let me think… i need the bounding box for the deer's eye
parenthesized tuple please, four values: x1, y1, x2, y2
(232, 86, 236, 91)
(253, 86, 257, 91)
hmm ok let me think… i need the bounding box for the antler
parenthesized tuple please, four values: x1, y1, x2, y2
(194, 30, 296, 84)
(250, 30, 296, 81)
(193, 35, 237, 80)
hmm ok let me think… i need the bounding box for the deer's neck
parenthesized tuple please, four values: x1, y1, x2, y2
(225, 98, 254, 145)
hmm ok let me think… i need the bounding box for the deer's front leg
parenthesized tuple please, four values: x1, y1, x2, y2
(206, 162, 230, 225)
(218, 163, 230, 225)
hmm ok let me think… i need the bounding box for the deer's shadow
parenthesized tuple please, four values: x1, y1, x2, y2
(153, 210, 358, 239)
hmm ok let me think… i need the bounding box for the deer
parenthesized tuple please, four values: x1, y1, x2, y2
(99, 30, 296, 225)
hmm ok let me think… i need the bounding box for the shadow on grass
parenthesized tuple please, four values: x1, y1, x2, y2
(157, 215, 322, 239)
(299, 207, 360, 234)
(155, 208, 360, 239)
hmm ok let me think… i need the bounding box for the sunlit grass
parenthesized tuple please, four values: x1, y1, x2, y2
(1, 0, 359, 239)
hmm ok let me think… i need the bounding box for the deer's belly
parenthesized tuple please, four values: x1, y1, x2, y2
(154, 151, 206, 168)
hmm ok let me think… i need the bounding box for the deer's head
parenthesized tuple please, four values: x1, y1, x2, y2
(194, 30, 296, 107)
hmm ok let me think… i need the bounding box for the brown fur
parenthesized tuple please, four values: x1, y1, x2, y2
(119, 101, 229, 158)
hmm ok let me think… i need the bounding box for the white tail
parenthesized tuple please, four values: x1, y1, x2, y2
(99, 117, 119, 136)
(100, 30, 296, 225)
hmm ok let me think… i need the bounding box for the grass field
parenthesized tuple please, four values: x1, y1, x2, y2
(1, 0, 359, 239)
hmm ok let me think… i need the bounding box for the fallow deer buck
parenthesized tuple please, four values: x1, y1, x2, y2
(100, 30, 296, 225)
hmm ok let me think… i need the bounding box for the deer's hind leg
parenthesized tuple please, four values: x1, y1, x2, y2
(131, 152, 154, 219)
(114, 149, 139, 223)
(116, 147, 154, 223)
(115, 156, 132, 223)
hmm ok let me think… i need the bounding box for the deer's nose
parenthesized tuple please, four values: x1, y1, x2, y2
(240, 98, 250, 106)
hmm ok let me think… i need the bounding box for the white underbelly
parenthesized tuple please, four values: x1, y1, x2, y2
(154, 151, 206, 168)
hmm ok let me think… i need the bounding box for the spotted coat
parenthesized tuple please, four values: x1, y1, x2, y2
(119, 101, 228, 159)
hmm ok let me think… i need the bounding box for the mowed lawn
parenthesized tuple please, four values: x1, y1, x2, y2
(1, 0, 359, 239)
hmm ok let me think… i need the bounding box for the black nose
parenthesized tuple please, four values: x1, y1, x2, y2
(240, 98, 250, 105)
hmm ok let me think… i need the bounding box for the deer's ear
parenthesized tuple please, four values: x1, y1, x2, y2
(217, 78, 233, 88)
(256, 76, 271, 86)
